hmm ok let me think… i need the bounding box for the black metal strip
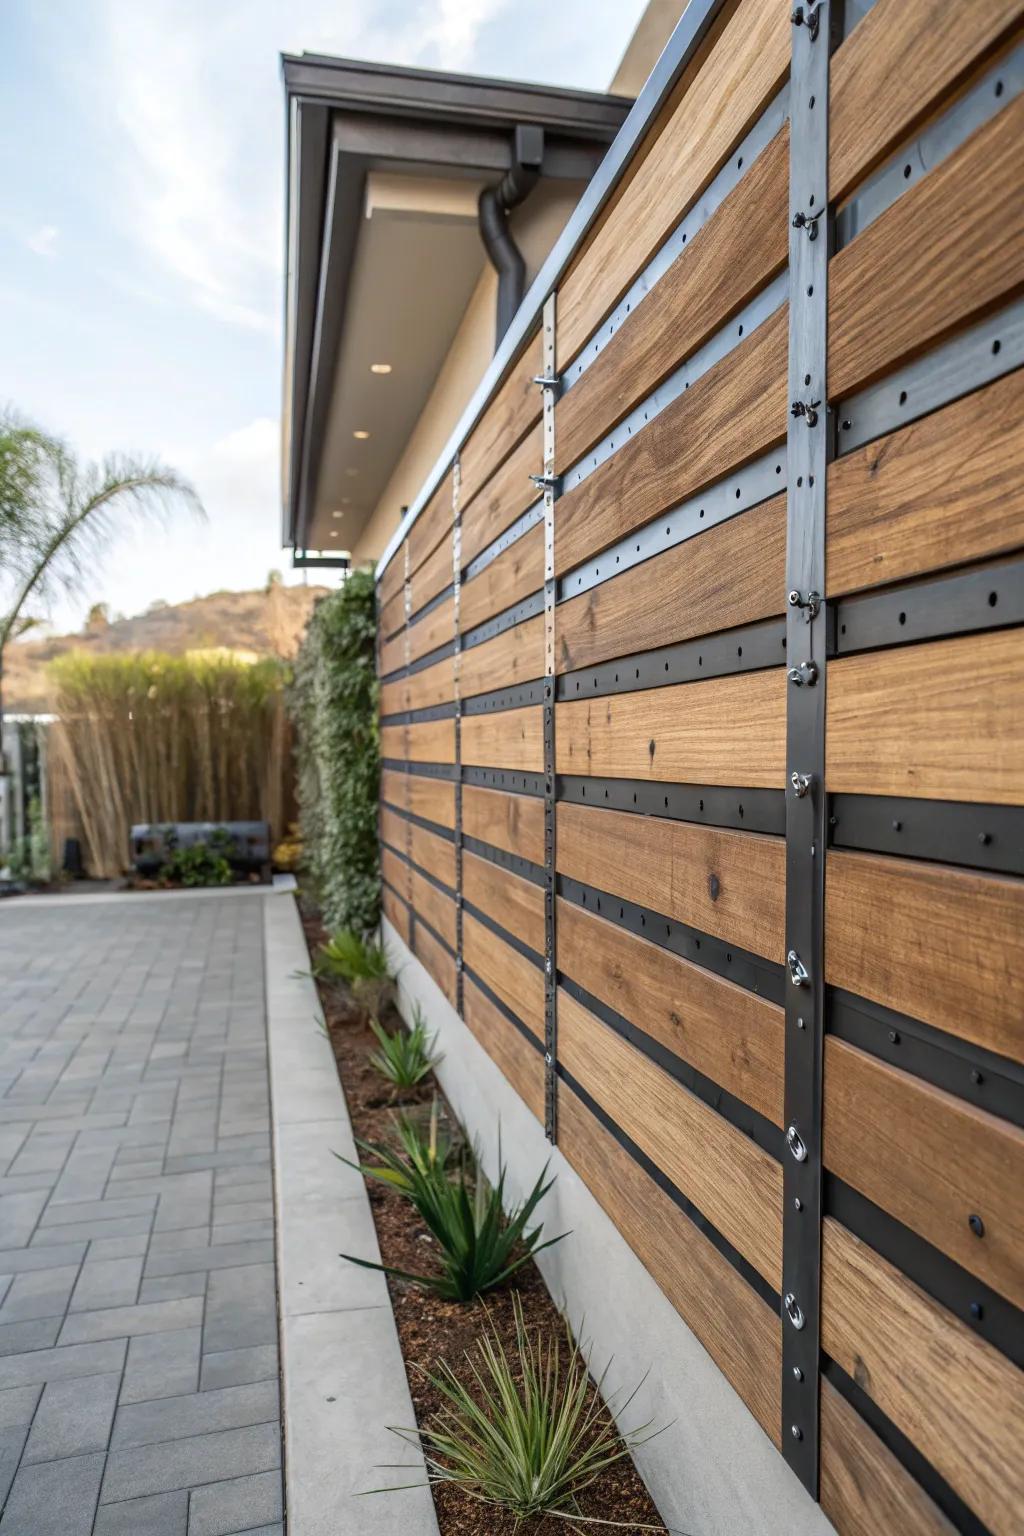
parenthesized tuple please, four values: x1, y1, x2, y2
(462, 835, 545, 886)
(462, 679, 546, 714)
(379, 836, 407, 864)
(462, 964, 544, 1054)
(541, 292, 559, 1144)
(463, 500, 544, 582)
(826, 1176, 1024, 1371)
(382, 759, 457, 780)
(557, 618, 786, 700)
(559, 1069, 780, 1311)
(381, 875, 409, 909)
(462, 766, 544, 796)
(405, 810, 454, 842)
(462, 899, 543, 967)
(407, 580, 454, 630)
(828, 988, 1024, 1130)
(780, 0, 834, 1493)
(830, 793, 1024, 877)
(407, 858, 455, 902)
(557, 776, 785, 835)
(379, 637, 457, 686)
(461, 589, 544, 650)
(833, 553, 1024, 656)
(453, 460, 464, 1018)
(557, 875, 785, 1006)
(560, 976, 782, 1160)
(821, 1359, 993, 1536)
(411, 907, 457, 961)
(379, 701, 457, 727)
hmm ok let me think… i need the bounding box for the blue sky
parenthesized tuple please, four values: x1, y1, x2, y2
(0, 0, 646, 632)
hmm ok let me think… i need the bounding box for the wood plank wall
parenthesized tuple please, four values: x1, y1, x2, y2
(376, 2, 1024, 1527)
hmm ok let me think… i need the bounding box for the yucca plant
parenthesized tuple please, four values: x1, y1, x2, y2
(315, 929, 394, 1018)
(368, 1008, 440, 1091)
(335, 1097, 456, 1199)
(341, 1154, 567, 1302)
(378, 1293, 668, 1528)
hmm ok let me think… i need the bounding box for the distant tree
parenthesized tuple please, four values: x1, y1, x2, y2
(147, 598, 169, 612)
(85, 601, 110, 633)
(266, 568, 283, 590)
(0, 408, 203, 789)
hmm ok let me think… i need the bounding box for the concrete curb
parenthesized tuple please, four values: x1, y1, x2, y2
(263, 895, 439, 1536)
(9, 874, 297, 909)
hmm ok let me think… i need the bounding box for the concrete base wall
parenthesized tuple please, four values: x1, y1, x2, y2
(383, 916, 836, 1536)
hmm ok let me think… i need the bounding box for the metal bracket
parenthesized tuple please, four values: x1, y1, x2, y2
(790, 398, 821, 428)
(538, 294, 559, 1144)
(791, 208, 823, 241)
(787, 661, 819, 687)
(790, 771, 813, 798)
(791, 3, 822, 41)
(788, 589, 821, 620)
(529, 471, 561, 492)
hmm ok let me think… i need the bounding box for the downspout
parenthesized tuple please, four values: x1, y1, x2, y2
(478, 124, 545, 348)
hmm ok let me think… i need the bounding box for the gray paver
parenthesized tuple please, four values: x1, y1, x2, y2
(93, 1489, 189, 1535)
(58, 1295, 204, 1346)
(199, 1344, 278, 1392)
(186, 1469, 283, 1536)
(101, 1421, 281, 1502)
(23, 1371, 121, 1462)
(111, 1380, 278, 1448)
(1, 1449, 105, 1535)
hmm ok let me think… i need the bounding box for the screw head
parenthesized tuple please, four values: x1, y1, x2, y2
(971, 1068, 984, 1086)
(794, 1197, 803, 1212)
(970, 1301, 984, 1321)
(968, 1213, 985, 1238)
(888, 1029, 900, 1045)
(791, 1425, 803, 1441)
(978, 831, 992, 846)
(793, 1366, 803, 1381)
(892, 819, 902, 832)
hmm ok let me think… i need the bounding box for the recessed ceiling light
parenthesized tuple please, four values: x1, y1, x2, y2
(353, 429, 370, 440)
(331, 509, 344, 519)
(330, 530, 338, 538)
(370, 362, 392, 375)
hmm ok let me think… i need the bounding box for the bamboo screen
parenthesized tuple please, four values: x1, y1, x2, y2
(376, 0, 1024, 1527)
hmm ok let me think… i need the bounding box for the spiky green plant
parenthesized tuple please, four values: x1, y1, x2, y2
(377, 1293, 667, 1528)
(315, 929, 395, 1019)
(367, 1007, 439, 1091)
(334, 1096, 455, 1199)
(341, 1153, 567, 1302)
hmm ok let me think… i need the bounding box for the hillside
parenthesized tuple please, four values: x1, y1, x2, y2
(6, 583, 328, 714)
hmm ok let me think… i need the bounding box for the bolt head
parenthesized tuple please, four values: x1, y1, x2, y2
(793, 1366, 803, 1381)
(791, 1425, 803, 1441)
(970, 1301, 984, 1321)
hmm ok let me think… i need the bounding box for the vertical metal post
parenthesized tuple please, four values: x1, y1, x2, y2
(782, 0, 835, 1495)
(452, 457, 464, 1013)
(539, 293, 559, 1142)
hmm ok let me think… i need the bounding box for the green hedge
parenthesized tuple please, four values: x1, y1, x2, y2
(288, 569, 380, 933)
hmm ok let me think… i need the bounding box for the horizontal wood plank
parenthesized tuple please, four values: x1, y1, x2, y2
(821, 1217, 1024, 1536)
(827, 629, 1024, 804)
(379, 767, 408, 812)
(557, 899, 784, 1125)
(408, 822, 455, 889)
(378, 586, 405, 641)
(459, 330, 542, 509)
(462, 911, 543, 1038)
(462, 976, 544, 1122)
(557, 802, 785, 962)
(827, 369, 1024, 596)
(408, 472, 452, 577)
(380, 845, 407, 899)
(409, 866, 457, 950)
(406, 773, 456, 830)
(464, 850, 544, 955)
(826, 849, 1024, 1064)
(824, 1036, 1024, 1307)
(459, 523, 544, 634)
(382, 884, 410, 946)
(558, 1083, 781, 1444)
(559, 989, 782, 1285)
(378, 628, 406, 678)
(460, 424, 542, 568)
(378, 722, 405, 762)
(413, 919, 456, 1009)
(461, 784, 545, 865)
(459, 614, 544, 699)
(830, 89, 1024, 398)
(407, 595, 455, 666)
(556, 668, 786, 788)
(557, 125, 789, 473)
(556, 496, 785, 672)
(405, 717, 456, 766)
(556, 0, 790, 365)
(378, 805, 406, 855)
(377, 545, 406, 610)
(409, 530, 453, 618)
(379, 655, 454, 716)
(461, 706, 543, 772)
(555, 307, 788, 575)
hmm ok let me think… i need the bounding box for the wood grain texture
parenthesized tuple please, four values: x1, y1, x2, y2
(409, 866, 457, 950)
(406, 773, 456, 830)
(405, 717, 456, 766)
(559, 989, 782, 1285)
(830, 89, 1024, 398)
(555, 307, 788, 575)
(556, 0, 790, 365)
(409, 529, 453, 618)
(462, 976, 544, 1122)
(461, 784, 545, 865)
(558, 1084, 782, 1444)
(379, 805, 406, 855)
(557, 125, 789, 473)
(377, 545, 406, 610)
(379, 655, 454, 716)
(380, 845, 408, 899)
(830, 0, 1024, 202)
(408, 822, 455, 889)
(827, 629, 1024, 804)
(827, 369, 1024, 596)
(379, 723, 406, 762)
(408, 471, 452, 578)
(556, 496, 785, 673)
(459, 614, 544, 699)
(379, 586, 406, 641)
(378, 628, 406, 678)
(826, 849, 1024, 1065)
(824, 1036, 1024, 1307)
(379, 768, 408, 812)
(460, 424, 542, 568)
(413, 918, 457, 1009)
(461, 706, 543, 771)
(557, 899, 784, 1125)
(464, 850, 544, 955)
(459, 330, 542, 509)
(459, 523, 544, 634)
(556, 668, 786, 788)
(557, 802, 785, 962)
(821, 1218, 1024, 1536)
(462, 910, 543, 1038)
(407, 595, 455, 666)
(820, 1377, 956, 1536)
(382, 883, 410, 946)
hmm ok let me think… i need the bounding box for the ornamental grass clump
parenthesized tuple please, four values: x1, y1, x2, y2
(315, 928, 394, 1019)
(379, 1293, 667, 1528)
(368, 1006, 440, 1091)
(335, 1096, 456, 1200)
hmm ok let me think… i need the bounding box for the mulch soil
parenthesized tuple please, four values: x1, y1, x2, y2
(300, 909, 667, 1536)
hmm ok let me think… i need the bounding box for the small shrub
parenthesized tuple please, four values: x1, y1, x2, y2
(315, 929, 394, 1019)
(367, 1008, 439, 1091)
(341, 1151, 567, 1302)
(382, 1293, 666, 1528)
(163, 840, 232, 887)
(335, 1097, 455, 1199)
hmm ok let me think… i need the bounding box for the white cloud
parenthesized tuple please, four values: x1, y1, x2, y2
(26, 224, 58, 257)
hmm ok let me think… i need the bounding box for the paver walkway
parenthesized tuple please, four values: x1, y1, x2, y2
(0, 894, 283, 1535)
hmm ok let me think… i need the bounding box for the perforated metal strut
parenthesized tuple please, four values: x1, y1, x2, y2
(781, 0, 836, 1496)
(452, 456, 464, 1017)
(539, 293, 559, 1142)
